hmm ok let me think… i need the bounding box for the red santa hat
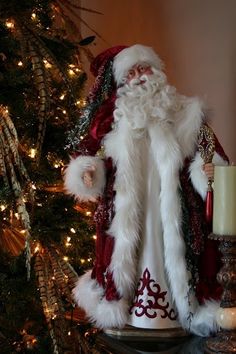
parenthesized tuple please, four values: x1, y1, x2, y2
(112, 44, 164, 85)
(90, 45, 128, 77)
(66, 45, 163, 150)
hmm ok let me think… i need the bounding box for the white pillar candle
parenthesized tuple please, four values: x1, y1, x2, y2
(213, 166, 236, 235)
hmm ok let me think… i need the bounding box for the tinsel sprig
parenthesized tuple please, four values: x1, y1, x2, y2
(66, 60, 114, 151)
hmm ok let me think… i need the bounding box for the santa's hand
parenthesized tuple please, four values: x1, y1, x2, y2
(82, 166, 96, 188)
(202, 163, 214, 180)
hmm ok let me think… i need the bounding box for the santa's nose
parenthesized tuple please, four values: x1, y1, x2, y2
(132, 68, 140, 78)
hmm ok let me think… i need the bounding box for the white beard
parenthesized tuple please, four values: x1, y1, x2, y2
(114, 68, 183, 131)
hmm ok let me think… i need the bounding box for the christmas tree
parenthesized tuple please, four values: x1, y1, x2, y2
(0, 1, 100, 352)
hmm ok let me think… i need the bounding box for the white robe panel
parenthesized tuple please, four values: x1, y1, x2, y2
(127, 139, 180, 329)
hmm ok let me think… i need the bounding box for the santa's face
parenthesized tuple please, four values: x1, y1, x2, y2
(125, 63, 153, 84)
(114, 66, 178, 130)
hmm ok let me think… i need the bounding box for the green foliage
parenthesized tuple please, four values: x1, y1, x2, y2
(0, 252, 51, 352)
(0, 0, 94, 351)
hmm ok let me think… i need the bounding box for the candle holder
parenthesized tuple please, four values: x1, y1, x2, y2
(205, 233, 236, 353)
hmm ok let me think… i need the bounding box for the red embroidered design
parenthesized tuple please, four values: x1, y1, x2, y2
(129, 268, 177, 320)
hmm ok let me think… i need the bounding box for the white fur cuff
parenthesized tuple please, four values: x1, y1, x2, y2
(189, 152, 228, 200)
(63, 156, 106, 201)
(190, 300, 220, 336)
(73, 270, 129, 329)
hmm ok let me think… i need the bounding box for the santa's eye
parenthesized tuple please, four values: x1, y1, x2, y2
(139, 65, 146, 72)
(127, 69, 135, 78)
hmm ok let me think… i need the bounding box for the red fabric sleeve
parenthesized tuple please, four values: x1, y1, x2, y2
(73, 93, 116, 157)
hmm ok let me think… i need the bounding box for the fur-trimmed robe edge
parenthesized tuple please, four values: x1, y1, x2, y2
(64, 96, 227, 336)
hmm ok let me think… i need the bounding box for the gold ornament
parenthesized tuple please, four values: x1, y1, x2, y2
(198, 124, 215, 164)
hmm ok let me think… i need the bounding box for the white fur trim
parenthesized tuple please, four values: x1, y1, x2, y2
(73, 270, 129, 328)
(73, 270, 103, 321)
(191, 300, 220, 336)
(189, 152, 228, 200)
(113, 44, 164, 85)
(63, 156, 105, 201)
(148, 121, 199, 332)
(174, 96, 205, 158)
(104, 117, 145, 299)
(189, 152, 208, 200)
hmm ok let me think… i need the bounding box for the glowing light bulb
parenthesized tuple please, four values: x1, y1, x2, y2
(76, 99, 86, 107)
(0, 205, 6, 211)
(68, 69, 75, 77)
(43, 59, 52, 69)
(29, 148, 37, 158)
(65, 241, 71, 247)
(63, 256, 69, 261)
(86, 211, 92, 216)
(59, 94, 65, 100)
(31, 13, 37, 20)
(92, 235, 97, 240)
(5, 20, 14, 29)
(34, 243, 41, 253)
(70, 228, 76, 233)
(18, 61, 23, 66)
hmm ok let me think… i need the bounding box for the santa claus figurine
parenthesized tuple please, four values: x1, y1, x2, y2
(64, 44, 228, 336)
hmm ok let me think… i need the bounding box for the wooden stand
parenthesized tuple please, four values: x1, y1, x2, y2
(205, 234, 236, 353)
(104, 325, 189, 341)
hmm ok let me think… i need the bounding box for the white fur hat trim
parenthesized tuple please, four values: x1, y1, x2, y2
(112, 44, 163, 85)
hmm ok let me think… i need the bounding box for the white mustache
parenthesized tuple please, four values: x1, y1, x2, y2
(129, 76, 147, 87)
